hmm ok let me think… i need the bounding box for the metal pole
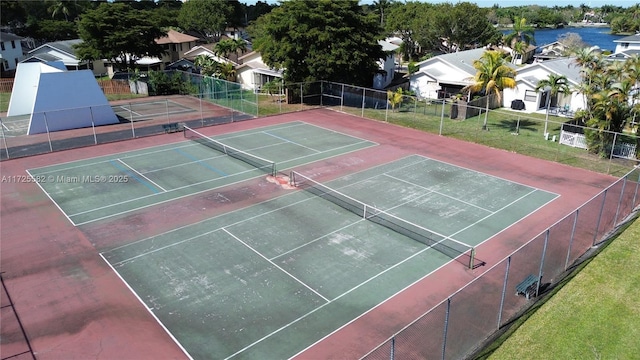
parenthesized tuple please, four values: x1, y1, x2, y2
(43, 112, 53, 152)
(536, 230, 550, 297)
(0, 273, 37, 360)
(200, 92, 204, 126)
(129, 104, 135, 138)
(0, 117, 9, 159)
(390, 337, 395, 360)
(565, 209, 579, 270)
(614, 177, 626, 226)
(633, 171, 640, 209)
(497, 257, 511, 328)
(441, 298, 451, 360)
(607, 132, 617, 174)
(320, 80, 324, 107)
(592, 189, 608, 246)
(361, 87, 365, 118)
(90, 106, 97, 145)
(385, 91, 389, 122)
(165, 99, 170, 124)
(300, 83, 304, 111)
(439, 99, 445, 136)
(340, 83, 344, 112)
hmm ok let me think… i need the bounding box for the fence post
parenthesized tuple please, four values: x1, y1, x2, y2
(390, 337, 395, 360)
(385, 91, 389, 122)
(441, 298, 451, 360)
(633, 171, 640, 209)
(361, 87, 366, 118)
(89, 107, 97, 145)
(439, 99, 445, 136)
(565, 209, 579, 270)
(300, 83, 304, 111)
(165, 99, 170, 124)
(340, 83, 345, 112)
(0, 117, 9, 159)
(614, 177, 627, 226)
(129, 104, 136, 138)
(607, 132, 618, 174)
(43, 112, 54, 153)
(592, 189, 608, 246)
(199, 93, 204, 127)
(320, 80, 324, 107)
(536, 230, 550, 297)
(497, 256, 510, 328)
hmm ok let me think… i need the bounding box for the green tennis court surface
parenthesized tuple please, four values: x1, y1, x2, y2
(28, 121, 377, 225)
(101, 155, 558, 359)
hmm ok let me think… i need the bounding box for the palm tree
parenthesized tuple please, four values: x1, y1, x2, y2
(387, 88, 404, 112)
(535, 74, 571, 136)
(213, 39, 236, 59)
(503, 17, 535, 61)
(511, 41, 528, 64)
(232, 38, 247, 58)
(194, 55, 218, 77)
(48, 1, 70, 21)
(463, 50, 517, 130)
(218, 62, 236, 81)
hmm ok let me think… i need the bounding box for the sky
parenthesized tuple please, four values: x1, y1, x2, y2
(244, 0, 640, 8)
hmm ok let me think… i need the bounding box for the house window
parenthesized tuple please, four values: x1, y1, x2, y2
(622, 43, 629, 49)
(1, 43, 4, 51)
(14, 58, 19, 66)
(11, 40, 15, 48)
(524, 90, 537, 102)
(180, 43, 183, 51)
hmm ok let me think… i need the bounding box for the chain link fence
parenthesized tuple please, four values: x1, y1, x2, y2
(361, 167, 640, 360)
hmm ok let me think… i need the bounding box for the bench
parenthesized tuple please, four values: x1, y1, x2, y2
(162, 123, 180, 133)
(516, 274, 541, 300)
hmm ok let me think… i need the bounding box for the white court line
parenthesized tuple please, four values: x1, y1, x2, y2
(262, 130, 321, 153)
(223, 228, 330, 302)
(26, 169, 76, 226)
(115, 158, 167, 192)
(382, 173, 495, 213)
(224, 239, 435, 360)
(98, 254, 194, 360)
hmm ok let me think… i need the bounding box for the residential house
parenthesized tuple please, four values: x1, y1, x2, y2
(104, 30, 199, 76)
(21, 39, 107, 76)
(0, 32, 24, 75)
(183, 44, 240, 66)
(236, 51, 283, 92)
(156, 30, 199, 65)
(373, 39, 400, 90)
(533, 41, 571, 62)
(502, 57, 586, 114)
(410, 48, 511, 99)
(507, 43, 536, 65)
(613, 33, 640, 54)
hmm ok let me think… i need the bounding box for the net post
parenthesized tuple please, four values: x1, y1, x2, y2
(468, 247, 475, 270)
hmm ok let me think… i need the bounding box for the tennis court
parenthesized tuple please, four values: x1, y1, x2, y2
(111, 99, 196, 121)
(101, 154, 557, 359)
(27, 121, 377, 225)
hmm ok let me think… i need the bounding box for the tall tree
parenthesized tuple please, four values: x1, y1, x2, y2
(418, 2, 502, 54)
(463, 50, 517, 130)
(504, 17, 535, 61)
(534, 74, 571, 136)
(75, 3, 167, 71)
(178, 0, 233, 41)
(251, 0, 385, 86)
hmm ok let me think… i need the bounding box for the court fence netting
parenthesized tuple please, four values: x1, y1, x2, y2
(359, 166, 640, 360)
(184, 125, 276, 176)
(290, 171, 484, 270)
(2, 78, 638, 179)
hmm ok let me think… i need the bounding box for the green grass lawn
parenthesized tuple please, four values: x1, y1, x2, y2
(484, 216, 640, 360)
(1, 92, 10, 112)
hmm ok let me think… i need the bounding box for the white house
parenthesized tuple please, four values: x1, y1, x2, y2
(613, 33, 640, 54)
(373, 39, 400, 90)
(0, 32, 25, 74)
(183, 45, 240, 66)
(22, 39, 108, 77)
(410, 48, 509, 99)
(236, 51, 283, 92)
(502, 57, 586, 114)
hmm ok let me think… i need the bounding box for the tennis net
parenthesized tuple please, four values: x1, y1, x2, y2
(290, 171, 483, 269)
(184, 126, 276, 176)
